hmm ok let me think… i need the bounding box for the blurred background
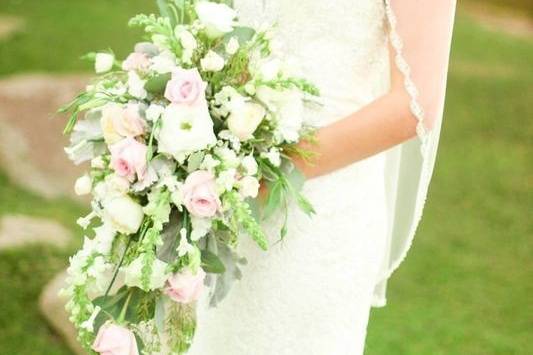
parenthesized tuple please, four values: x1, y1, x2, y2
(0, 0, 531, 354)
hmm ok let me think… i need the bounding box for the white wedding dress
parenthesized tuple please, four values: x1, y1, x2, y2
(187, 1, 457, 354)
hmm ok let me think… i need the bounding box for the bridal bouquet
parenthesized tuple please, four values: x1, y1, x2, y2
(60, 1, 318, 354)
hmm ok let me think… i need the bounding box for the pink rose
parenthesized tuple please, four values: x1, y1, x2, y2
(112, 104, 145, 138)
(122, 52, 150, 72)
(109, 138, 147, 182)
(164, 68, 207, 105)
(182, 170, 221, 217)
(92, 323, 139, 355)
(165, 268, 206, 304)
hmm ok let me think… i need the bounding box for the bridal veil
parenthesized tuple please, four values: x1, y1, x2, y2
(373, 0, 457, 306)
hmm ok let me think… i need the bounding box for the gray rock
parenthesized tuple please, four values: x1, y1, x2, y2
(0, 214, 71, 250)
(39, 270, 86, 355)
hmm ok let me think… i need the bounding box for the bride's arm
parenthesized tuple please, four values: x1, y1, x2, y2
(293, 50, 417, 178)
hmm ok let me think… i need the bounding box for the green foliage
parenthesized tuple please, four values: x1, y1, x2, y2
(165, 303, 197, 354)
(201, 249, 226, 274)
(225, 191, 269, 250)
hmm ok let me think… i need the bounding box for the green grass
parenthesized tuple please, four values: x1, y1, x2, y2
(0, 2, 531, 355)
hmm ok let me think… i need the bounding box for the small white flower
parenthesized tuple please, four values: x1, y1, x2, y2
(238, 176, 260, 198)
(127, 71, 147, 99)
(177, 228, 194, 257)
(214, 146, 239, 168)
(195, 1, 237, 38)
(262, 148, 282, 167)
(77, 211, 97, 229)
(190, 217, 212, 241)
(145, 103, 165, 121)
(226, 37, 240, 55)
(80, 306, 101, 333)
(91, 156, 106, 169)
(201, 50, 225, 72)
(171, 189, 184, 209)
(93, 223, 116, 255)
(200, 154, 221, 172)
(150, 52, 178, 74)
(244, 82, 256, 96)
(176, 27, 198, 50)
(241, 155, 258, 175)
(216, 168, 237, 192)
(182, 48, 194, 65)
(95, 53, 115, 74)
(259, 59, 282, 81)
(74, 175, 92, 196)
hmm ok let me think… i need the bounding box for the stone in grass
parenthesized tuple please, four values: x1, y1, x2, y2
(0, 214, 71, 250)
(39, 270, 86, 355)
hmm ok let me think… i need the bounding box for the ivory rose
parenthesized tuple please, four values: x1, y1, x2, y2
(112, 104, 145, 138)
(92, 323, 139, 355)
(102, 195, 144, 235)
(109, 137, 147, 182)
(164, 68, 207, 105)
(182, 170, 221, 217)
(165, 267, 206, 304)
(227, 101, 266, 141)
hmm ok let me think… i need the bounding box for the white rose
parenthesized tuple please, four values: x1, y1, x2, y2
(238, 176, 260, 198)
(124, 256, 169, 290)
(256, 86, 304, 142)
(74, 175, 92, 196)
(226, 37, 240, 55)
(176, 27, 198, 50)
(241, 155, 258, 175)
(157, 104, 217, 163)
(227, 101, 266, 141)
(127, 71, 147, 99)
(95, 53, 114, 74)
(195, 1, 237, 38)
(105, 174, 131, 196)
(102, 195, 144, 234)
(200, 50, 225, 72)
(145, 103, 165, 121)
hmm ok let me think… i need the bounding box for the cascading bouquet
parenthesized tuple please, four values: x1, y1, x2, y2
(60, 1, 318, 354)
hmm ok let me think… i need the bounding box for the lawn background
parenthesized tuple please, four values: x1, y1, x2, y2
(0, 0, 531, 354)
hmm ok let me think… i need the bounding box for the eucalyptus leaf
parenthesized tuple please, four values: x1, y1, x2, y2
(201, 249, 226, 274)
(144, 73, 172, 95)
(225, 26, 256, 45)
(187, 152, 205, 172)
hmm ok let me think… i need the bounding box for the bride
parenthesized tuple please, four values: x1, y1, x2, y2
(187, 0, 457, 354)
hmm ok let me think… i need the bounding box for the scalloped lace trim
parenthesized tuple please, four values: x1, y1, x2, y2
(384, 0, 430, 157)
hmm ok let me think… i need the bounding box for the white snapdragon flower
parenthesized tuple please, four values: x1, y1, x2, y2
(216, 168, 237, 192)
(177, 228, 195, 257)
(93, 223, 116, 255)
(226, 37, 240, 55)
(256, 86, 304, 142)
(127, 71, 147, 99)
(102, 195, 144, 234)
(80, 306, 101, 333)
(157, 104, 217, 163)
(91, 156, 106, 169)
(171, 188, 184, 209)
(95, 53, 115, 74)
(190, 217, 212, 241)
(241, 155, 258, 175)
(227, 101, 266, 141)
(176, 27, 198, 50)
(200, 154, 221, 172)
(262, 148, 282, 167)
(201, 50, 225, 72)
(77, 211, 97, 230)
(195, 1, 237, 38)
(214, 146, 239, 168)
(74, 175, 92, 196)
(238, 176, 260, 198)
(124, 256, 169, 290)
(145, 103, 165, 121)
